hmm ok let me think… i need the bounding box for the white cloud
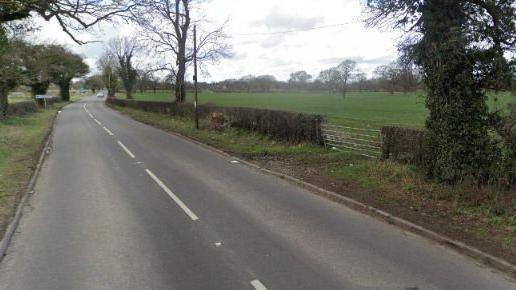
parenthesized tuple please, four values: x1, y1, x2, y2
(251, 10, 324, 31)
(34, 0, 402, 81)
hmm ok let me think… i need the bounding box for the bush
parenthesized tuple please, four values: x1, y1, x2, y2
(107, 98, 325, 144)
(7, 101, 38, 116)
(220, 106, 324, 144)
(498, 103, 516, 185)
(381, 126, 429, 166)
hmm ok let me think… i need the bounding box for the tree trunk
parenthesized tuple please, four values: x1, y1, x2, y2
(175, 58, 186, 103)
(0, 87, 8, 119)
(59, 79, 71, 101)
(108, 86, 116, 99)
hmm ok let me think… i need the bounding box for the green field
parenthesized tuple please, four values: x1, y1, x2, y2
(128, 90, 515, 128)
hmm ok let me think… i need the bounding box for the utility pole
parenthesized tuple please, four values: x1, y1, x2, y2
(193, 25, 199, 129)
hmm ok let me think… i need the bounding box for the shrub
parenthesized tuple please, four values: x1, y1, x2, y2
(498, 103, 516, 185)
(7, 101, 38, 116)
(381, 126, 429, 166)
(221, 106, 324, 144)
(208, 112, 229, 131)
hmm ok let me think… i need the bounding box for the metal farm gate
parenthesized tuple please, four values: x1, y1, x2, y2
(321, 124, 382, 158)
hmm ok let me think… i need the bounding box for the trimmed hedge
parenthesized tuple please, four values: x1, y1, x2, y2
(7, 101, 39, 116)
(35, 96, 61, 107)
(6, 97, 61, 117)
(221, 106, 324, 143)
(381, 126, 429, 165)
(107, 98, 324, 144)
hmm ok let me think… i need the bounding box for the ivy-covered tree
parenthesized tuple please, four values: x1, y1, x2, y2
(367, 0, 516, 184)
(107, 37, 139, 99)
(47, 45, 89, 101)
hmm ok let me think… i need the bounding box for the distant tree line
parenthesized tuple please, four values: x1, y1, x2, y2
(201, 58, 423, 94)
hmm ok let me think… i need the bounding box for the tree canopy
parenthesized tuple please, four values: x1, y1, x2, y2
(0, 0, 138, 44)
(46, 45, 89, 101)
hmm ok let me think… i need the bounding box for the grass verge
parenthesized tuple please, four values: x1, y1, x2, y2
(113, 105, 516, 264)
(0, 105, 62, 237)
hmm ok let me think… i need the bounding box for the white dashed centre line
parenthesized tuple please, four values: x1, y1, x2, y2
(145, 169, 199, 221)
(103, 127, 114, 136)
(117, 141, 136, 159)
(250, 280, 267, 290)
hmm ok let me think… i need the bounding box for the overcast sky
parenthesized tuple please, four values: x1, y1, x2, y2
(33, 0, 402, 82)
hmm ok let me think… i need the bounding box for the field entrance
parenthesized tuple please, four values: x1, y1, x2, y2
(321, 124, 381, 158)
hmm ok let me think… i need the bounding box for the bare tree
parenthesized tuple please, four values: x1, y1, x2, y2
(355, 72, 368, 92)
(335, 60, 357, 97)
(108, 37, 139, 99)
(374, 63, 398, 94)
(134, 0, 231, 103)
(97, 52, 119, 99)
(288, 71, 312, 90)
(317, 68, 340, 94)
(0, 1, 139, 44)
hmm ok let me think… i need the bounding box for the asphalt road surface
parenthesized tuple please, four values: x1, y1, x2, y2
(0, 96, 514, 289)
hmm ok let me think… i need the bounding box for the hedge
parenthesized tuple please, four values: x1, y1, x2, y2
(35, 96, 61, 107)
(7, 101, 39, 116)
(6, 97, 61, 117)
(381, 125, 429, 166)
(107, 98, 325, 144)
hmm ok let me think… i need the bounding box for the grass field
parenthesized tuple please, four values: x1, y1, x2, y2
(128, 90, 515, 128)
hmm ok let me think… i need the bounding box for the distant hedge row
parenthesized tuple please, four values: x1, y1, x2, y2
(107, 98, 325, 144)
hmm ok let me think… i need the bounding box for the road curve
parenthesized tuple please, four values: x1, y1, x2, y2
(0, 97, 513, 289)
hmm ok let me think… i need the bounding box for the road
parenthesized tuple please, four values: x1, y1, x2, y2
(0, 97, 513, 289)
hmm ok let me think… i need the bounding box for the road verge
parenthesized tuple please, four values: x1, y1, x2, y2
(0, 104, 65, 261)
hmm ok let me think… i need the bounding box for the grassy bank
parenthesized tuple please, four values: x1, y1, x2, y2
(112, 105, 516, 263)
(0, 105, 61, 236)
(126, 90, 515, 129)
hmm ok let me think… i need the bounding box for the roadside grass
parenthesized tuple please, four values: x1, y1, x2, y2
(0, 105, 61, 236)
(114, 105, 516, 262)
(126, 90, 515, 129)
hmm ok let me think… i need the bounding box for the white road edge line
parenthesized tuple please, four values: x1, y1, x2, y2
(94, 119, 102, 125)
(103, 127, 114, 136)
(145, 169, 199, 221)
(250, 280, 267, 290)
(117, 141, 136, 159)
